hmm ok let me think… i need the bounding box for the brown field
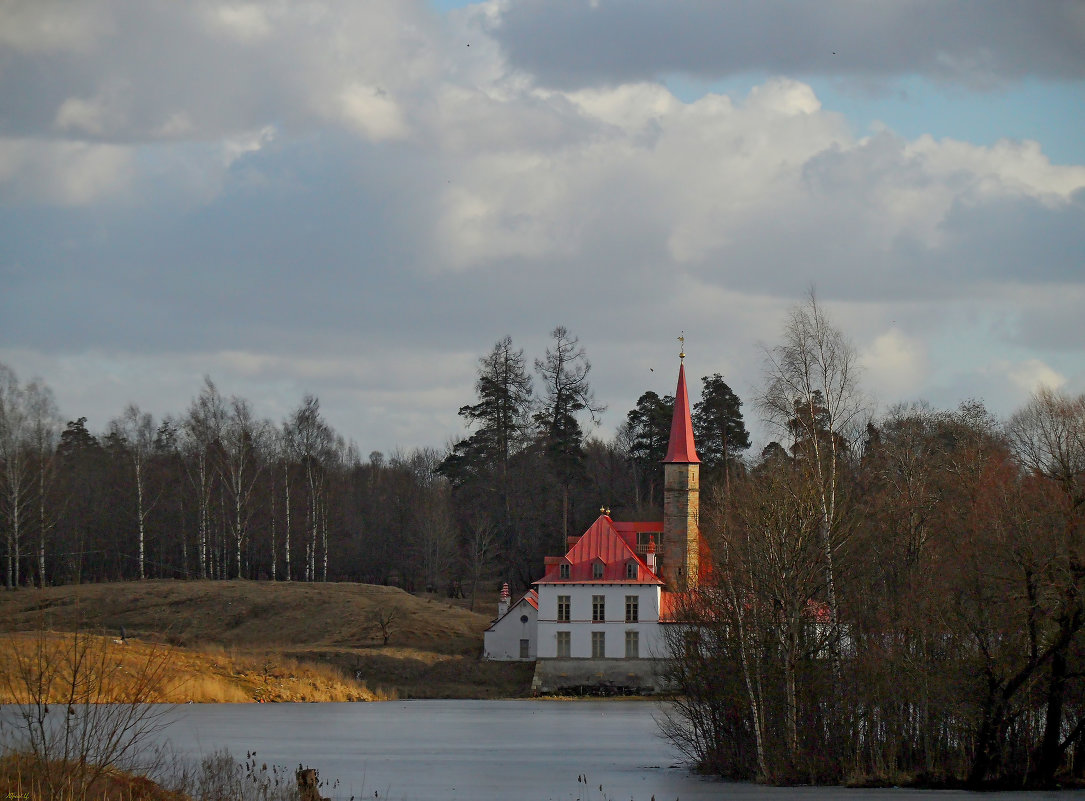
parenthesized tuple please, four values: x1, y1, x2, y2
(0, 580, 533, 702)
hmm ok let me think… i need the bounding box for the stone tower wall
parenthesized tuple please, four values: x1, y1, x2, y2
(662, 461, 699, 591)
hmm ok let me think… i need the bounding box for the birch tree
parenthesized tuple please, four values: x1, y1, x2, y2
(285, 396, 335, 582)
(24, 380, 60, 586)
(758, 290, 866, 657)
(182, 378, 224, 579)
(0, 364, 32, 588)
(110, 405, 156, 580)
(218, 396, 270, 579)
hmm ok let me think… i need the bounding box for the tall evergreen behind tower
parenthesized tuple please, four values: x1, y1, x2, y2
(662, 357, 700, 591)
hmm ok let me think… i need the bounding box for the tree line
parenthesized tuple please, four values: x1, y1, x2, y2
(0, 369, 451, 590)
(0, 326, 747, 606)
(660, 294, 1085, 788)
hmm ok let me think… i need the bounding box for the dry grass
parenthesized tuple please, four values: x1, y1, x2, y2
(0, 631, 388, 704)
(0, 753, 188, 801)
(0, 580, 529, 700)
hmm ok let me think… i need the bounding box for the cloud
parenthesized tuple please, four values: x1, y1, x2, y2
(0, 2, 113, 54)
(0, 2, 1082, 451)
(861, 329, 930, 403)
(486, 0, 1085, 89)
(0, 0, 446, 145)
(0, 138, 134, 205)
(205, 3, 276, 42)
(336, 84, 410, 141)
(1005, 359, 1067, 395)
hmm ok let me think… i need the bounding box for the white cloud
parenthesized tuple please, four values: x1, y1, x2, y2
(337, 84, 410, 141)
(55, 96, 111, 136)
(1006, 359, 1067, 395)
(0, 138, 134, 205)
(746, 78, 821, 116)
(906, 136, 1085, 202)
(221, 125, 277, 166)
(861, 329, 930, 401)
(562, 82, 683, 132)
(205, 3, 276, 42)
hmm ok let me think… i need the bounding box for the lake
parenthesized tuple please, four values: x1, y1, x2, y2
(146, 699, 1077, 801)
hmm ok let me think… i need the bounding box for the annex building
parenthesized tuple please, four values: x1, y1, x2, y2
(483, 355, 705, 693)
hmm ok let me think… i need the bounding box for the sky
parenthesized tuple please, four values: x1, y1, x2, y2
(1, 0, 1083, 456)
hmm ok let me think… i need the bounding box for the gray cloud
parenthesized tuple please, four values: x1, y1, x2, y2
(488, 0, 1085, 89)
(1, 1, 1083, 452)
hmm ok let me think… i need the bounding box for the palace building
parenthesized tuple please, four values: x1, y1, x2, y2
(483, 355, 703, 693)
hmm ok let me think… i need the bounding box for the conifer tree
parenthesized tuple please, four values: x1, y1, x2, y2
(693, 373, 750, 478)
(534, 326, 604, 545)
(624, 390, 674, 508)
(438, 336, 532, 488)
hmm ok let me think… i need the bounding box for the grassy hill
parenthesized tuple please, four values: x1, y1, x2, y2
(0, 580, 534, 701)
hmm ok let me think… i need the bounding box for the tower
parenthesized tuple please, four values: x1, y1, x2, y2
(662, 346, 700, 592)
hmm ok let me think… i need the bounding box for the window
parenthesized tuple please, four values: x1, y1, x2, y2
(559, 563, 570, 579)
(625, 595, 638, 623)
(626, 561, 638, 579)
(557, 595, 570, 622)
(520, 639, 530, 659)
(592, 561, 604, 579)
(592, 631, 606, 659)
(592, 595, 605, 622)
(556, 631, 571, 658)
(625, 631, 639, 659)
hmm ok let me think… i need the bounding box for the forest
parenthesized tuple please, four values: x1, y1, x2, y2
(0, 324, 742, 602)
(2, 299, 1084, 787)
(657, 298, 1085, 788)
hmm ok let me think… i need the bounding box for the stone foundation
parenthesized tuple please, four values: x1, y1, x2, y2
(531, 658, 667, 695)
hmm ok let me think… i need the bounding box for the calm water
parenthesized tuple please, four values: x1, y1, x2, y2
(145, 700, 1076, 801)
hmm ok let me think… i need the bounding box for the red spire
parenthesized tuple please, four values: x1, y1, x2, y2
(664, 362, 700, 463)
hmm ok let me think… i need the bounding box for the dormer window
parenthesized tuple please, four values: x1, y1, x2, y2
(626, 561, 638, 580)
(592, 561, 604, 579)
(559, 563, 570, 579)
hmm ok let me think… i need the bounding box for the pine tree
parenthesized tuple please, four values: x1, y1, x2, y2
(624, 390, 674, 507)
(692, 373, 750, 477)
(438, 336, 532, 488)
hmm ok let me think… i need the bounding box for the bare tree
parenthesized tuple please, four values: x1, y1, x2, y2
(0, 364, 33, 589)
(1, 620, 172, 799)
(218, 396, 271, 578)
(182, 378, 224, 579)
(25, 380, 60, 586)
(1004, 386, 1085, 783)
(463, 514, 499, 611)
(110, 405, 156, 580)
(1007, 386, 1085, 505)
(285, 396, 336, 582)
(370, 605, 400, 646)
(758, 290, 866, 654)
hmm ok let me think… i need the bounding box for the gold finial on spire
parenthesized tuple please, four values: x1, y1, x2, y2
(678, 331, 686, 361)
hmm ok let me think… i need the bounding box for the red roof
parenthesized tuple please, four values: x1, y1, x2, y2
(486, 589, 539, 630)
(538, 515, 663, 585)
(664, 362, 700, 463)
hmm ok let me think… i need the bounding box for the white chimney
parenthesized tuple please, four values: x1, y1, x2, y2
(646, 535, 657, 574)
(498, 582, 511, 617)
